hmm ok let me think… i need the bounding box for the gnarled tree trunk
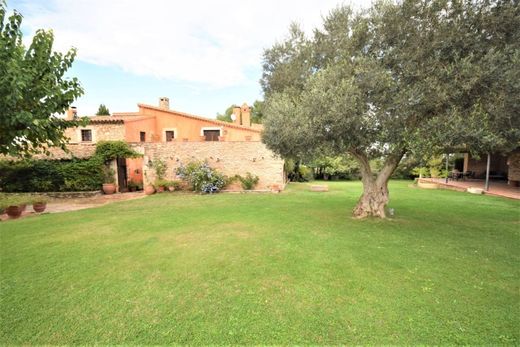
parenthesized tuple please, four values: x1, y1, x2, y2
(353, 177, 389, 218)
(350, 149, 405, 219)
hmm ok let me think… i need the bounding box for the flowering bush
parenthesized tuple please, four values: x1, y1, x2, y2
(176, 161, 228, 193)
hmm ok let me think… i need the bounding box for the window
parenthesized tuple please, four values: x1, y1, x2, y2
(165, 130, 175, 142)
(81, 129, 92, 142)
(203, 130, 220, 141)
(140, 132, 146, 142)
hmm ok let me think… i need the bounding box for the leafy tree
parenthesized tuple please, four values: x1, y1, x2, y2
(0, 1, 84, 156)
(96, 104, 110, 116)
(251, 100, 264, 124)
(216, 100, 265, 124)
(216, 105, 234, 122)
(261, 0, 520, 218)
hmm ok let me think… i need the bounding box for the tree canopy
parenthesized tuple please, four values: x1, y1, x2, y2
(261, 0, 520, 218)
(216, 100, 265, 124)
(96, 104, 110, 116)
(0, 2, 84, 156)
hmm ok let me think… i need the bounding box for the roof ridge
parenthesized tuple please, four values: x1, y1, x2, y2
(137, 103, 261, 133)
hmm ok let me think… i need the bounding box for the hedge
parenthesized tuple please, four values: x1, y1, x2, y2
(0, 158, 104, 192)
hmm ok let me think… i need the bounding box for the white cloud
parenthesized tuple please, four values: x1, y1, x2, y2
(17, 0, 371, 88)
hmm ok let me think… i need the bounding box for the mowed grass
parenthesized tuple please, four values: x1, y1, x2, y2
(0, 181, 519, 345)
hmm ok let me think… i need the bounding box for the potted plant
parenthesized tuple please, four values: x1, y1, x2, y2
(128, 180, 138, 192)
(32, 196, 48, 213)
(167, 180, 181, 192)
(144, 184, 156, 195)
(3, 196, 27, 219)
(154, 179, 168, 193)
(102, 167, 116, 194)
(150, 159, 168, 193)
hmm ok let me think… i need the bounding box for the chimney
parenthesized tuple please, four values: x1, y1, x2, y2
(159, 97, 170, 110)
(66, 106, 77, 120)
(241, 103, 251, 127)
(232, 106, 241, 125)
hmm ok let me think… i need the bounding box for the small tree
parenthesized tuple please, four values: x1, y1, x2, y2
(96, 104, 110, 116)
(0, 2, 84, 156)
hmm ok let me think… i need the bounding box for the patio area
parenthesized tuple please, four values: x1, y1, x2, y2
(422, 178, 520, 200)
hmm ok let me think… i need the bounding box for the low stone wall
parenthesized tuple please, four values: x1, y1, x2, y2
(134, 142, 285, 191)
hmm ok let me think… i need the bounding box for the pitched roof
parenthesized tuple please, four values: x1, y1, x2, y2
(87, 115, 154, 124)
(137, 103, 262, 133)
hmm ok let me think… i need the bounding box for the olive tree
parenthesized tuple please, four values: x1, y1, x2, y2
(261, 0, 520, 218)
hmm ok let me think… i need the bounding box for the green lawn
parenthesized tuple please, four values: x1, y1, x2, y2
(1, 181, 519, 344)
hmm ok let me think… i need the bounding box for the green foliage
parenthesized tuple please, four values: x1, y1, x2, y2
(216, 105, 235, 122)
(96, 104, 110, 116)
(31, 195, 48, 204)
(298, 165, 314, 182)
(412, 155, 449, 178)
(176, 161, 228, 193)
(127, 180, 142, 191)
(0, 158, 103, 192)
(94, 141, 141, 162)
(311, 155, 360, 180)
(102, 167, 115, 184)
(0, 193, 33, 208)
(0, 2, 84, 156)
(261, 0, 520, 213)
(251, 100, 264, 124)
(235, 172, 259, 190)
(216, 100, 264, 124)
(150, 159, 167, 180)
(154, 179, 169, 188)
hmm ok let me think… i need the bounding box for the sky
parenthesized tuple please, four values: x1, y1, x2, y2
(9, 0, 371, 118)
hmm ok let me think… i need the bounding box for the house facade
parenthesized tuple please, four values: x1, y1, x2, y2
(63, 98, 285, 192)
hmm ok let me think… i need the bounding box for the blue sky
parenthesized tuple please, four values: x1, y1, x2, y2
(9, 0, 370, 118)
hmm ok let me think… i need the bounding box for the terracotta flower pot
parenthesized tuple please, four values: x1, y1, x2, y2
(33, 202, 47, 213)
(6, 205, 23, 219)
(157, 186, 165, 193)
(102, 183, 116, 194)
(168, 186, 175, 192)
(144, 185, 156, 195)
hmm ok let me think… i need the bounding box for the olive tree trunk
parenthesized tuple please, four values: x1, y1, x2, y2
(350, 149, 405, 219)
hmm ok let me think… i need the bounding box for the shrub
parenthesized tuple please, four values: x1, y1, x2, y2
(102, 167, 116, 184)
(176, 161, 227, 193)
(299, 165, 314, 182)
(31, 196, 48, 204)
(154, 179, 169, 188)
(150, 159, 167, 180)
(235, 172, 259, 190)
(94, 141, 141, 162)
(0, 159, 103, 192)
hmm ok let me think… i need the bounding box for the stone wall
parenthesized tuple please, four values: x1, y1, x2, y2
(65, 123, 125, 143)
(0, 143, 97, 161)
(134, 142, 285, 191)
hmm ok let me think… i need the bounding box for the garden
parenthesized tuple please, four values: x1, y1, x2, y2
(0, 181, 518, 344)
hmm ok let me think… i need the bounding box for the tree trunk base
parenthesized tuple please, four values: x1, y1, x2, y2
(352, 186, 389, 219)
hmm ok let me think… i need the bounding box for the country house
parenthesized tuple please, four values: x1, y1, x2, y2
(60, 97, 285, 192)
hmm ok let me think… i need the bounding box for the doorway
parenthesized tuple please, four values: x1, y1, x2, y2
(117, 157, 128, 192)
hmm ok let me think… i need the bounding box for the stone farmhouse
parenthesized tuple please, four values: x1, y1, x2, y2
(61, 97, 285, 192)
